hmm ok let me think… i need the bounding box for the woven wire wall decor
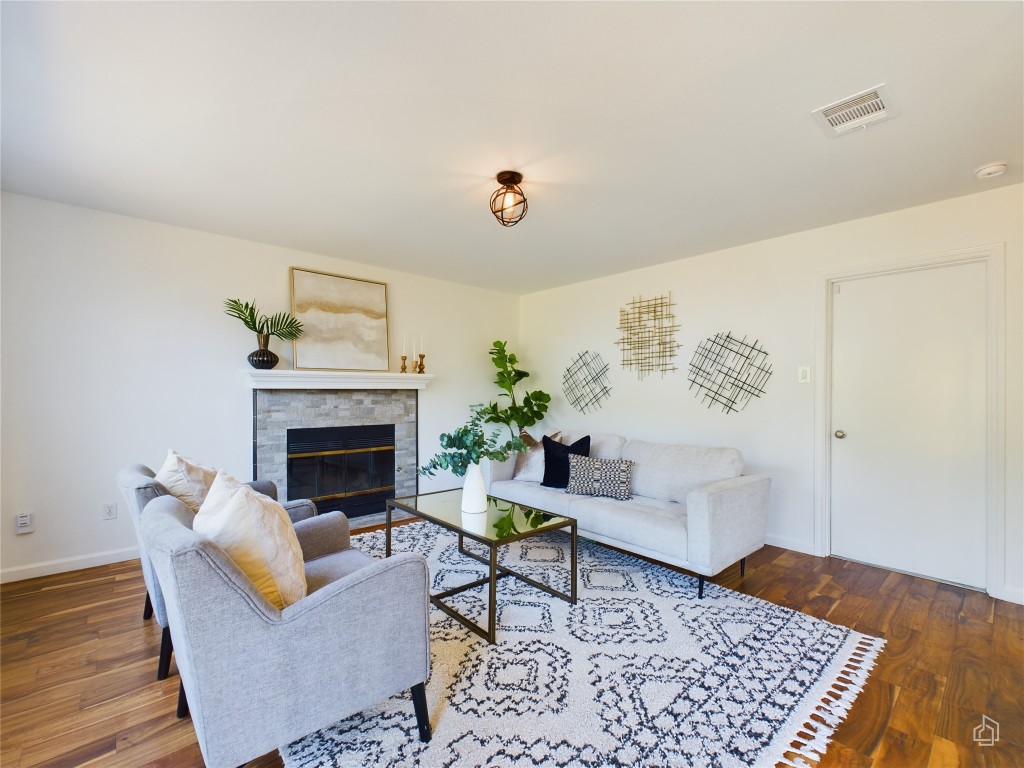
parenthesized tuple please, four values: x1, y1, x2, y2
(616, 294, 680, 380)
(562, 350, 612, 414)
(687, 332, 773, 414)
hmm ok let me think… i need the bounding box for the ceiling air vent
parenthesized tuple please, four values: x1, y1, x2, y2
(811, 84, 896, 137)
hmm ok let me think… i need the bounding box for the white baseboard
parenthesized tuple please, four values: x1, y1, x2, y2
(764, 533, 815, 555)
(989, 583, 1024, 606)
(0, 546, 140, 584)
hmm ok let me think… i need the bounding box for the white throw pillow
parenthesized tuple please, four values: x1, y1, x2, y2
(154, 450, 218, 513)
(513, 430, 561, 483)
(194, 471, 307, 610)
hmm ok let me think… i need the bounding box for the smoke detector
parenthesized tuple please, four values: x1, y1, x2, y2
(812, 84, 897, 137)
(975, 162, 1007, 179)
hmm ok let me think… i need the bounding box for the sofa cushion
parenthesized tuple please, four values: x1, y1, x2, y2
(513, 430, 561, 483)
(558, 430, 626, 460)
(303, 547, 376, 594)
(489, 480, 577, 517)
(154, 450, 218, 514)
(542, 435, 591, 488)
(194, 472, 307, 610)
(622, 440, 744, 503)
(566, 455, 634, 500)
(569, 495, 688, 561)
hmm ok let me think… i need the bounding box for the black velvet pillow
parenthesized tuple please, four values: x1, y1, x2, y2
(541, 434, 591, 488)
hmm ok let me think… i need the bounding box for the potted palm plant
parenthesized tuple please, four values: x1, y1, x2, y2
(419, 405, 524, 513)
(224, 298, 304, 370)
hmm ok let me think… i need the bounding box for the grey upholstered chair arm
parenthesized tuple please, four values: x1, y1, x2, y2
(292, 510, 351, 560)
(246, 479, 278, 500)
(686, 475, 771, 575)
(282, 499, 317, 523)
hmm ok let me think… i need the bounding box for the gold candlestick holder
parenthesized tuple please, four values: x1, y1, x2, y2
(400, 355, 408, 373)
(417, 354, 426, 374)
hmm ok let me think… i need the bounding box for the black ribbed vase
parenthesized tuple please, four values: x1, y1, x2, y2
(247, 333, 279, 370)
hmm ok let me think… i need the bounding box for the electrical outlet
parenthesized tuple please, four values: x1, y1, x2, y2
(102, 503, 118, 521)
(15, 513, 34, 534)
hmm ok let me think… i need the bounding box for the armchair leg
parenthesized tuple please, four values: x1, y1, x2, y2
(157, 625, 173, 680)
(143, 592, 153, 621)
(176, 681, 189, 718)
(697, 575, 705, 599)
(740, 557, 746, 577)
(410, 683, 431, 743)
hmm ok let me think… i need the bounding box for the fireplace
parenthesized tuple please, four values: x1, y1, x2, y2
(249, 375, 427, 519)
(287, 424, 395, 518)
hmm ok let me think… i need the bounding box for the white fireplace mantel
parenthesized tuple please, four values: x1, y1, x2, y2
(245, 370, 434, 390)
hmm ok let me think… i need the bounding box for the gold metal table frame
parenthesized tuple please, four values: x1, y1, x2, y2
(385, 490, 578, 644)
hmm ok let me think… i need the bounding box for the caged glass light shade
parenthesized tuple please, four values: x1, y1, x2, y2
(489, 170, 528, 226)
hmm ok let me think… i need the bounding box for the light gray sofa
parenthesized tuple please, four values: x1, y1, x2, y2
(486, 430, 771, 597)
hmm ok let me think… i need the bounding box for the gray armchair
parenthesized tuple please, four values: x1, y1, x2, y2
(139, 494, 432, 768)
(115, 464, 316, 680)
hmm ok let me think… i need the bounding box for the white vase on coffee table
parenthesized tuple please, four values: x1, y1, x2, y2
(461, 461, 488, 514)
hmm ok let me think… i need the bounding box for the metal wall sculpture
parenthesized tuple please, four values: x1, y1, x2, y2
(687, 332, 772, 414)
(616, 294, 680, 380)
(562, 350, 612, 414)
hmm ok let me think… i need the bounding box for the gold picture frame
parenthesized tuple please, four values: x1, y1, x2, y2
(290, 267, 390, 371)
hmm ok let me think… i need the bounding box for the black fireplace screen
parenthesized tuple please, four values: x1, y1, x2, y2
(286, 424, 395, 518)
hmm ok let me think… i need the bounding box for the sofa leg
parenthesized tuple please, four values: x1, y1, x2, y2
(176, 681, 189, 718)
(157, 625, 173, 680)
(740, 557, 746, 577)
(697, 575, 705, 599)
(143, 592, 153, 621)
(411, 682, 431, 742)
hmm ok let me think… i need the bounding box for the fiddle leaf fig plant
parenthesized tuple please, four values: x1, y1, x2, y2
(224, 298, 304, 340)
(419, 405, 525, 478)
(480, 340, 551, 438)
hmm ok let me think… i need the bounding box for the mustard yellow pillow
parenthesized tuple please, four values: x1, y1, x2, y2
(154, 450, 218, 513)
(193, 471, 307, 610)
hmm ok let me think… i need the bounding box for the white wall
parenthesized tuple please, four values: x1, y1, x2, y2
(0, 192, 520, 581)
(519, 185, 1023, 603)
(4, 187, 1021, 602)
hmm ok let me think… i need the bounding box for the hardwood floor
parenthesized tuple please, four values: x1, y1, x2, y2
(2, 529, 1021, 767)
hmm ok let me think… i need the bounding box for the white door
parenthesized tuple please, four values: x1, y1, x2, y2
(830, 261, 988, 588)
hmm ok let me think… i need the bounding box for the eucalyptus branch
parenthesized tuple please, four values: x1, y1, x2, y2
(419, 405, 525, 478)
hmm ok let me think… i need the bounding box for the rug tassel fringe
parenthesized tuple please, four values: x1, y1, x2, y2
(777, 634, 886, 767)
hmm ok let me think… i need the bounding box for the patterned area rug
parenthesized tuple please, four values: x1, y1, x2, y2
(281, 524, 884, 768)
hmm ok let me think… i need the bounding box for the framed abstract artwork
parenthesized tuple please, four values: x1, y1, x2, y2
(290, 267, 390, 371)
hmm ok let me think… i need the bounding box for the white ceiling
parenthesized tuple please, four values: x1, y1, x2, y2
(2, 2, 1021, 295)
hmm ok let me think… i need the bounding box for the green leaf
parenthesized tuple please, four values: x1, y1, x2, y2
(224, 298, 303, 340)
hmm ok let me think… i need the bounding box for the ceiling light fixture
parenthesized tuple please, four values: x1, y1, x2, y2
(975, 162, 1008, 179)
(489, 170, 528, 227)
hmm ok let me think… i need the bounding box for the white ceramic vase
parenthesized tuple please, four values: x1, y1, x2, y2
(461, 461, 488, 514)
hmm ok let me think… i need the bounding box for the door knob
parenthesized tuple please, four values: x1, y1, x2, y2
(834, 429, 847, 439)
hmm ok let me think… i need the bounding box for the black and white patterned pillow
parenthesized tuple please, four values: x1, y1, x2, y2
(565, 455, 634, 500)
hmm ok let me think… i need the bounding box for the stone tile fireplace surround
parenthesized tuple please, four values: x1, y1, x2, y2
(247, 371, 434, 516)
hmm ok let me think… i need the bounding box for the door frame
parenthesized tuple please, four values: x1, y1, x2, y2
(813, 244, 1006, 596)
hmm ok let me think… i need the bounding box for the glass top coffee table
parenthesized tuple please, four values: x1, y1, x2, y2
(386, 490, 577, 644)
